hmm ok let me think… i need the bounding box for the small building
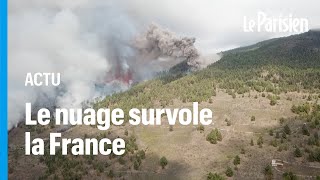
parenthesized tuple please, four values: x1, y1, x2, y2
(272, 159, 284, 167)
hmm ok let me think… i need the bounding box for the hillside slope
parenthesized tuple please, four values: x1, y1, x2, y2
(96, 31, 320, 111)
(9, 31, 320, 180)
(216, 30, 320, 68)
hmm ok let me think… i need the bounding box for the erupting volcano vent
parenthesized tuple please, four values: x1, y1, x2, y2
(101, 23, 211, 88)
(105, 61, 133, 85)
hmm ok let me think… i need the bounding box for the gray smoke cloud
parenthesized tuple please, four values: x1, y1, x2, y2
(9, 5, 111, 129)
(8, 0, 219, 130)
(133, 23, 203, 68)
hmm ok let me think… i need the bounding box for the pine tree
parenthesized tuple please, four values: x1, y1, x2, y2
(257, 136, 264, 148)
(264, 165, 273, 180)
(225, 167, 233, 177)
(284, 125, 291, 135)
(294, 147, 302, 157)
(160, 156, 168, 169)
(233, 155, 240, 165)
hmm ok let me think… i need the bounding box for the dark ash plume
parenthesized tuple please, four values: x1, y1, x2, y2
(133, 23, 203, 69)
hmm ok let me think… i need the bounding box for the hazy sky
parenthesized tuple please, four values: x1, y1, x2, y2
(9, 0, 320, 52)
(121, 0, 320, 52)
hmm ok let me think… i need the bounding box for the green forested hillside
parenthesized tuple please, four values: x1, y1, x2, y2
(95, 31, 320, 111)
(216, 30, 320, 68)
